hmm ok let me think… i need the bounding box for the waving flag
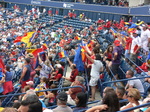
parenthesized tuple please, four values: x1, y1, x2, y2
(74, 46, 84, 72)
(74, 36, 81, 40)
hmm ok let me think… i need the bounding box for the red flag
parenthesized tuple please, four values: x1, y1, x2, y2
(0, 59, 5, 72)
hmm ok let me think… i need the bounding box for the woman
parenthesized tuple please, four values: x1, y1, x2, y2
(85, 53, 103, 101)
(103, 46, 113, 67)
(73, 92, 88, 112)
(120, 88, 141, 112)
(49, 67, 63, 87)
(3, 66, 14, 95)
(86, 91, 120, 112)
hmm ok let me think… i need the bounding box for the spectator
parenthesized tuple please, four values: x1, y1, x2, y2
(111, 40, 123, 79)
(115, 86, 128, 107)
(18, 99, 42, 112)
(63, 57, 79, 87)
(19, 58, 31, 89)
(86, 91, 120, 112)
(3, 66, 14, 95)
(2, 108, 17, 112)
(38, 52, 54, 79)
(103, 45, 113, 67)
(125, 70, 144, 93)
(130, 32, 141, 65)
(67, 76, 86, 105)
(139, 24, 150, 55)
(120, 88, 141, 111)
(73, 92, 88, 112)
(52, 92, 73, 112)
(85, 53, 103, 101)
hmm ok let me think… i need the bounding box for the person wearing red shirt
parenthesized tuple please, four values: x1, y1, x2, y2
(124, 36, 132, 61)
(63, 57, 79, 87)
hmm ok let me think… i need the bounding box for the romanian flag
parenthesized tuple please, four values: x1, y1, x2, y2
(14, 32, 35, 48)
(26, 48, 43, 57)
(74, 36, 81, 40)
(59, 52, 65, 58)
(74, 46, 84, 72)
(21, 32, 35, 47)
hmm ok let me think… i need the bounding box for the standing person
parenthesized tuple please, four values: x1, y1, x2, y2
(19, 58, 31, 89)
(3, 66, 14, 95)
(139, 24, 150, 55)
(130, 32, 141, 65)
(111, 40, 123, 79)
(85, 53, 103, 101)
(63, 57, 78, 87)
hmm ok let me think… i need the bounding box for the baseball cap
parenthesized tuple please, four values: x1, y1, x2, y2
(114, 40, 120, 46)
(57, 92, 68, 101)
(26, 81, 34, 85)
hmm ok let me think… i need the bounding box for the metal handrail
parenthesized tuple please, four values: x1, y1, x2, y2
(118, 102, 150, 112)
(0, 86, 85, 98)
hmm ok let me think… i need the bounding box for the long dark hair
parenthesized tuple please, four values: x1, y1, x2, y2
(102, 91, 120, 112)
(76, 92, 88, 107)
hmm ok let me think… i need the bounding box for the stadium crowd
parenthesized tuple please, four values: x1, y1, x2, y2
(0, 3, 149, 112)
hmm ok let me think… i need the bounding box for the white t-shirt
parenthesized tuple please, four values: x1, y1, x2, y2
(40, 62, 51, 78)
(90, 60, 103, 78)
(127, 76, 144, 93)
(130, 36, 141, 54)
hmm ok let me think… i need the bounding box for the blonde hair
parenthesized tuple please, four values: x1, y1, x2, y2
(2, 108, 17, 112)
(128, 88, 141, 101)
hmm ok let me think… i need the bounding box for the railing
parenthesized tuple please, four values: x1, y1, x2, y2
(0, 86, 85, 98)
(117, 102, 150, 112)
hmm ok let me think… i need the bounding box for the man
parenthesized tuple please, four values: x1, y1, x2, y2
(125, 70, 144, 93)
(139, 24, 150, 55)
(115, 86, 127, 107)
(52, 92, 73, 112)
(18, 98, 42, 112)
(19, 58, 31, 89)
(130, 32, 141, 65)
(111, 40, 123, 78)
(67, 76, 86, 105)
(63, 57, 78, 87)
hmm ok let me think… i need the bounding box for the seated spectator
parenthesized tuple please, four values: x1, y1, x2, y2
(73, 92, 88, 112)
(35, 77, 47, 97)
(12, 102, 21, 110)
(120, 88, 141, 111)
(86, 91, 120, 112)
(18, 97, 42, 112)
(125, 70, 144, 93)
(43, 84, 57, 106)
(49, 67, 63, 87)
(26, 81, 34, 89)
(67, 76, 86, 105)
(2, 108, 17, 112)
(115, 86, 128, 107)
(52, 92, 73, 112)
(63, 57, 79, 87)
(103, 45, 113, 67)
